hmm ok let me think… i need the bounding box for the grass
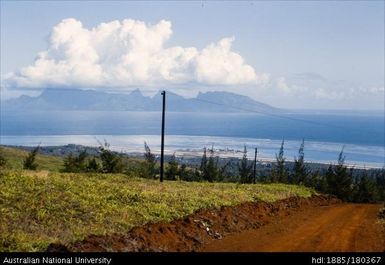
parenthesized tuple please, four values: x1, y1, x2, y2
(0, 146, 63, 172)
(0, 169, 315, 251)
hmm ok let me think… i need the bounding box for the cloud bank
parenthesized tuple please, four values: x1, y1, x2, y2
(5, 18, 264, 89)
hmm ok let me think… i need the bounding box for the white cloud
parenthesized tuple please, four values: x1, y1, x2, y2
(276, 77, 290, 93)
(5, 18, 264, 89)
(314, 88, 344, 100)
(195, 37, 257, 85)
(275, 76, 307, 94)
(272, 74, 384, 102)
(360, 86, 384, 94)
(257, 73, 271, 86)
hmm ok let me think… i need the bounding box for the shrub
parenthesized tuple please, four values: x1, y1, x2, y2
(86, 157, 100, 173)
(238, 145, 253, 183)
(0, 149, 7, 169)
(63, 150, 88, 173)
(23, 146, 39, 170)
(99, 142, 124, 173)
(165, 153, 179, 180)
(325, 149, 353, 201)
(141, 142, 157, 178)
(271, 140, 288, 183)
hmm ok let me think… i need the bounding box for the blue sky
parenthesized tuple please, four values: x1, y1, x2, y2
(1, 1, 384, 110)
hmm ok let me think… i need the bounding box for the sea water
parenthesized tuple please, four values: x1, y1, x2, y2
(1, 110, 384, 167)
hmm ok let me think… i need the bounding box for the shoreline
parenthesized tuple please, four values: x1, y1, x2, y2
(2, 143, 384, 170)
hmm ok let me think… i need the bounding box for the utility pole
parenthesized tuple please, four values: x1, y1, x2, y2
(160, 91, 166, 182)
(253, 147, 257, 184)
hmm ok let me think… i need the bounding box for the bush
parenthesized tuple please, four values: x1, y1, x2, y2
(165, 153, 179, 180)
(63, 150, 88, 173)
(271, 140, 288, 183)
(352, 172, 376, 203)
(23, 146, 39, 170)
(325, 149, 353, 201)
(291, 139, 307, 184)
(86, 157, 100, 173)
(0, 149, 7, 169)
(99, 142, 124, 173)
(238, 146, 252, 183)
(141, 142, 157, 178)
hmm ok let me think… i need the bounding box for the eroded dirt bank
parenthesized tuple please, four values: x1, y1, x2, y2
(203, 203, 385, 252)
(49, 195, 346, 252)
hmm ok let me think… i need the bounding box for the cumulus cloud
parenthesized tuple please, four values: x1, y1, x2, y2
(275, 76, 308, 95)
(276, 77, 290, 93)
(358, 86, 384, 94)
(272, 73, 384, 101)
(314, 88, 344, 100)
(5, 18, 264, 89)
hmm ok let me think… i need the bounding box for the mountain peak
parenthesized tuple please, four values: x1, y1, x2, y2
(130, 88, 143, 96)
(4, 88, 280, 113)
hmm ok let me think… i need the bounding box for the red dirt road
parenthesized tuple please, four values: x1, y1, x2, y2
(50, 197, 384, 252)
(202, 204, 384, 252)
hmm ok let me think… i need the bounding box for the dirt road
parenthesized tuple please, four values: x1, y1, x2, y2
(202, 204, 384, 252)
(51, 197, 384, 252)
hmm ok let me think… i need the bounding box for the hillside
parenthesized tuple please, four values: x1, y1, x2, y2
(1, 146, 383, 252)
(0, 146, 63, 172)
(0, 170, 314, 251)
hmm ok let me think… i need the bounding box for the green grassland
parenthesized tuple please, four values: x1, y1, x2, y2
(0, 170, 314, 251)
(0, 146, 63, 172)
(0, 146, 315, 251)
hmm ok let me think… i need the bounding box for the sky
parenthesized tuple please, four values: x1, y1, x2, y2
(1, 1, 384, 110)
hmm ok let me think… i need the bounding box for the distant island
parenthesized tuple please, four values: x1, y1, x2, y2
(2, 88, 281, 113)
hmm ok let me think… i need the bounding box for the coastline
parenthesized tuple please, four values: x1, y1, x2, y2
(1, 134, 384, 169)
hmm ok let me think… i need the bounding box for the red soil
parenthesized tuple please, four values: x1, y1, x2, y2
(49, 195, 373, 252)
(203, 203, 384, 252)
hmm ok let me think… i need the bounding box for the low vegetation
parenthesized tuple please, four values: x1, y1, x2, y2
(23, 146, 40, 170)
(0, 140, 383, 252)
(0, 146, 63, 172)
(0, 170, 314, 251)
(2, 142, 385, 203)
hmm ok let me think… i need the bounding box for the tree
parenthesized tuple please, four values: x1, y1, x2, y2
(63, 150, 102, 173)
(353, 172, 376, 203)
(325, 149, 353, 201)
(200, 147, 208, 180)
(86, 157, 100, 172)
(325, 164, 337, 194)
(375, 169, 385, 201)
(99, 141, 123, 173)
(0, 149, 7, 169)
(306, 170, 327, 192)
(193, 168, 203, 182)
(271, 140, 288, 183)
(23, 146, 40, 170)
(292, 139, 307, 184)
(142, 141, 156, 178)
(205, 147, 221, 182)
(178, 164, 188, 180)
(238, 145, 252, 183)
(165, 153, 179, 180)
(63, 150, 88, 173)
(198, 146, 222, 182)
(63, 153, 76, 172)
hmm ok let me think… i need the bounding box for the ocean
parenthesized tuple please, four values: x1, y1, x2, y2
(0, 110, 384, 167)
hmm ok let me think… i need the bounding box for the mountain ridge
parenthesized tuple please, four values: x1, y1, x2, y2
(2, 88, 281, 113)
